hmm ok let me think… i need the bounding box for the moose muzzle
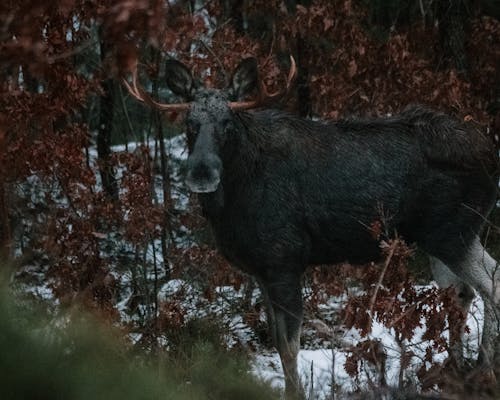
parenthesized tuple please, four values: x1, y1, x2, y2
(185, 153, 222, 193)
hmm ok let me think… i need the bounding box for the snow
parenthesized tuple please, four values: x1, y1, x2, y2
(253, 349, 338, 398)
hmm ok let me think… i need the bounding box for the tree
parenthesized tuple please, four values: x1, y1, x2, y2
(97, 27, 118, 200)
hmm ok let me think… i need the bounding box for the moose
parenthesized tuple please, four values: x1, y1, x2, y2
(124, 57, 500, 398)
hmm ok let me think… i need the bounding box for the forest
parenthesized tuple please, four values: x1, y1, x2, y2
(1, 0, 499, 399)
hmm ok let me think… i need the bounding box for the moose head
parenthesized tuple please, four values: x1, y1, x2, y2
(123, 57, 296, 193)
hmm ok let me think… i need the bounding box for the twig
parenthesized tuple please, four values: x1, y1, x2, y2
(308, 360, 314, 400)
(369, 240, 397, 316)
(461, 202, 500, 233)
(46, 39, 98, 63)
(0, 11, 15, 41)
(118, 84, 135, 147)
(330, 347, 336, 400)
(387, 291, 437, 329)
(418, 0, 426, 24)
(267, 22, 276, 59)
(197, 40, 228, 83)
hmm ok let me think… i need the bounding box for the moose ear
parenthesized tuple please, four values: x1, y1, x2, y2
(230, 58, 258, 100)
(164, 60, 194, 99)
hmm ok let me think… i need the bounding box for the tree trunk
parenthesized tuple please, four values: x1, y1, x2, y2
(97, 33, 118, 200)
(295, 34, 312, 118)
(438, 0, 469, 74)
(0, 175, 10, 261)
(0, 76, 10, 260)
(222, 0, 245, 32)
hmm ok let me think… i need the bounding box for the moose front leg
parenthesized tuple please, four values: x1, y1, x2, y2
(261, 274, 305, 399)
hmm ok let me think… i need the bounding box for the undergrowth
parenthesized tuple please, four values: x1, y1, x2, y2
(0, 282, 279, 400)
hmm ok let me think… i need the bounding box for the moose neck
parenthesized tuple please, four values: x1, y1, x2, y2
(226, 111, 263, 180)
(196, 111, 262, 217)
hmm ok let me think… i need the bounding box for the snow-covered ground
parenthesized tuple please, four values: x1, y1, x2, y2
(253, 294, 483, 398)
(154, 272, 484, 398)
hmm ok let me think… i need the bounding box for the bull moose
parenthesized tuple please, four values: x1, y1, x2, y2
(124, 57, 500, 398)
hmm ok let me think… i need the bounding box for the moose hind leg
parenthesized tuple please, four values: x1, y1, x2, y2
(435, 237, 500, 367)
(262, 274, 305, 399)
(429, 256, 475, 366)
(464, 239, 500, 367)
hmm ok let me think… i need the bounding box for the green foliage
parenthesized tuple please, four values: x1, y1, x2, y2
(0, 288, 278, 400)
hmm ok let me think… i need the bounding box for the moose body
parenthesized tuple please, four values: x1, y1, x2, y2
(198, 108, 497, 273)
(125, 57, 500, 398)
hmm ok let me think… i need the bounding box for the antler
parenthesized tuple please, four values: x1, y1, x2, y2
(122, 62, 191, 112)
(228, 55, 297, 111)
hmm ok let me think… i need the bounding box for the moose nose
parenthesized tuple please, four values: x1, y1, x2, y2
(185, 154, 222, 193)
(191, 162, 216, 181)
